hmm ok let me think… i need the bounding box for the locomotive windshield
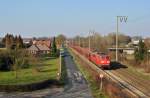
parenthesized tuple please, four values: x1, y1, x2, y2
(97, 52, 109, 59)
(97, 52, 106, 56)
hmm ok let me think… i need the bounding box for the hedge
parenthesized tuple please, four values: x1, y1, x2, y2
(0, 79, 61, 92)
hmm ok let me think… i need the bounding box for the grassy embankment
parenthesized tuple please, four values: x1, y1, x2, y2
(0, 57, 59, 85)
(69, 48, 108, 98)
(121, 55, 150, 80)
(112, 54, 150, 80)
(125, 64, 150, 80)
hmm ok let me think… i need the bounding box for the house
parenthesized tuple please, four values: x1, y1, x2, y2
(32, 39, 51, 48)
(131, 37, 144, 45)
(28, 39, 51, 55)
(28, 44, 50, 55)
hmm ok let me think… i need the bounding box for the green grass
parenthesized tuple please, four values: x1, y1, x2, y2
(121, 60, 150, 80)
(60, 57, 68, 84)
(69, 49, 108, 98)
(125, 54, 135, 60)
(0, 57, 59, 85)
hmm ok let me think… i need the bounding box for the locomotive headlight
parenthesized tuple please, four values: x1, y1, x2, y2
(107, 61, 110, 63)
(101, 61, 104, 63)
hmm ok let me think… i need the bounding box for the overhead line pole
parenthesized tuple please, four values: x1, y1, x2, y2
(116, 16, 128, 62)
(79, 36, 81, 47)
(89, 31, 91, 51)
(116, 16, 119, 62)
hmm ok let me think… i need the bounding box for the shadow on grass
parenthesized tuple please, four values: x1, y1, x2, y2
(109, 61, 128, 70)
(40, 57, 58, 61)
(40, 64, 52, 66)
(39, 69, 57, 72)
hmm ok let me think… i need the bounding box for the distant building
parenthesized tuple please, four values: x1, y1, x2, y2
(28, 44, 50, 55)
(131, 36, 144, 45)
(108, 48, 135, 55)
(32, 39, 51, 48)
(28, 39, 51, 55)
(23, 38, 32, 44)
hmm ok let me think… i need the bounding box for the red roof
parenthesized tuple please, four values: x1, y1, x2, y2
(33, 39, 51, 48)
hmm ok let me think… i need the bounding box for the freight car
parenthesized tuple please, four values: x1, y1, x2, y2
(71, 46, 111, 69)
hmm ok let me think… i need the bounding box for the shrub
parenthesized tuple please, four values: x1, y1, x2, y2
(134, 40, 147, 62)
(0, 49, 37, 71)
(0, 51, 13, 71)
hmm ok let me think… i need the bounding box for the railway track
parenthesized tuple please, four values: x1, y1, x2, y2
(109, 68, 150, 97)
(69, 47, 150, 98)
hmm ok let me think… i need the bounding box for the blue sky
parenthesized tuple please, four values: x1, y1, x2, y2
(0, 0, 150, 37)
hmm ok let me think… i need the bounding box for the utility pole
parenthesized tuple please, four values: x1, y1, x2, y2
(78, 36, 80, 47)
(99, 74, 104, 95)
(147, 50, 149, 65)
(92, 31, 96, 51)
(116, 16, 128, 62)
(116, 16, 119, 62)
(89, 31, 91, 51)
(71, 39, 73, 46)
(88, 30, 95, 51)
(89, 31, 90, 51)
(81, 33, 83, 47)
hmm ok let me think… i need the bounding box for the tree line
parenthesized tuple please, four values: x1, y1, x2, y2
(0, 34, 32, 79)
(2, 33, 24, 49)
(72, 32, 131, 52)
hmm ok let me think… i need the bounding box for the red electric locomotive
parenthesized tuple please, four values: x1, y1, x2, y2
(88, 52, 110, 69)
(71, 46, 111, 69)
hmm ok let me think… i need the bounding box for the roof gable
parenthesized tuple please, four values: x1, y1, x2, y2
(36, 44, 50, 51)
(28, 45, 39, 51)
(33, 40, 51, 48)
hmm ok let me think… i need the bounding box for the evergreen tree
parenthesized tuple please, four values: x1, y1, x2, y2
(134, 40, 147, 61)
(9, 34, 14, 49)
(2, 34, 24, 49)
(51, 37, 57, 56)
(4, 34, 14, 49)
(5, 34, 10, 49)
(16, 35, 23, 48)
(14, 35, 18, 45)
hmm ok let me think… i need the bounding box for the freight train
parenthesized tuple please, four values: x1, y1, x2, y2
(71, 46, 111, 69)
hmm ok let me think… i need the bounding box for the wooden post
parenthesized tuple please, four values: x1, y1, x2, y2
(99, 74, 104, 95)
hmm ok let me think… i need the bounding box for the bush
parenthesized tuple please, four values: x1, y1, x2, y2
(134, 40, 147, 62)
(0, 51, 13, 71)
(50, 49, 60, 57)
(0, 49, 37, 71)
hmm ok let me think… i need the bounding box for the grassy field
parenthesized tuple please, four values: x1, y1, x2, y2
(0, 57, 59, 85)
(121, 59, 150, 80)
(126, 65, 150, 80)
(69, 49, 108, 98)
